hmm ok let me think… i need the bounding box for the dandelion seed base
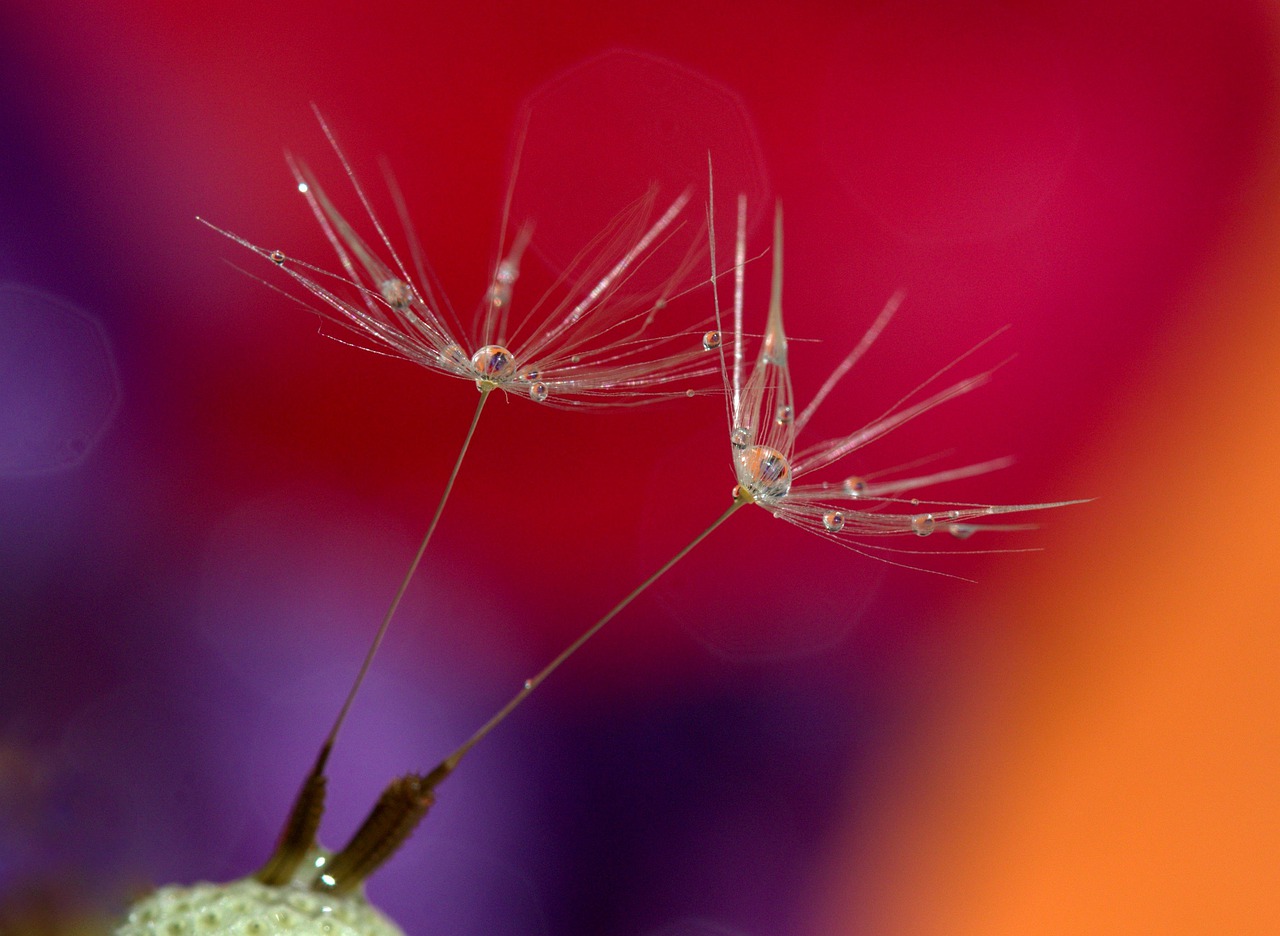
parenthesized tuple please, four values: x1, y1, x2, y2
(117, 875, 405, 936)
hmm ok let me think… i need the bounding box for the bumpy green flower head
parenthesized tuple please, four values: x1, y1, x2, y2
(117, 852, 404, 936)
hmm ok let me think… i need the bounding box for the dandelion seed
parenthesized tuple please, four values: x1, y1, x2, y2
(716, 196, 1086, 574)
(193, 110, 725, 894)
(201, 110, 719, 410)
(369, 185, 1088, 898)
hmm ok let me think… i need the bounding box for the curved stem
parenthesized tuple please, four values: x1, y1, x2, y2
(317, 388, 491, 772)
(424, 493, 748, 787)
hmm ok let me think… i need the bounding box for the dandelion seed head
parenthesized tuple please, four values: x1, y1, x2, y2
(203, 117, 722, 413)
(707, 193, 1085, 561)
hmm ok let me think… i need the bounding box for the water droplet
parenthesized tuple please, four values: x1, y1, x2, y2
(762, 328, 787, 366)
(737, 444, 792, 500)
(948, 524, 976, 540)
(523, 679, 534, 691)
(730, 426, 751, 448)
(471, 344, 516, 381)
(529, 381, 549, 402)
(269, 250, 285, 265)
(911, 513, 936, 536)
(570, 354, 581, 364)
(685, 388, 695, 397)
(495, 260, 519, 285)
(297, 182, 309, 194)
(519, 367, 540, 381)
(487, 283, 512, 309)
(775, 403, 793, 425)
(842, 476, 867, 497)
(822, 511, 845, 533)
(380, 278, 412, 310)
(703, 330, 721, 350)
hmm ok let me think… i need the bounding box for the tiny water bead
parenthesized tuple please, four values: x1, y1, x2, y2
(470, 345, 516, 382)
(379, 278, 413, 311)
(842, 476, 867, 497)
(730, 426, 751, 449)
(528, 381, 549, 403)
(703, 330, 722, 351)
(736, 444, 792, 501)
(911, 513, 936, 536)
(269, 250, 286, 265)
(775, 403, 793, 426)
(822, 511, 845, 533)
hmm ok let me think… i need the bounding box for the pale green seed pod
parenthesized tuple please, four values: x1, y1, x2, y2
(117, 860, 405, 936)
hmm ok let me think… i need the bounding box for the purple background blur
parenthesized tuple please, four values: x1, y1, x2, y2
(2, 1, 1276, 935)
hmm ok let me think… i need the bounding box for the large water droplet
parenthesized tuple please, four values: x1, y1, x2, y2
(822, 511, 845, 533)
(529, 381, 549, 403)
(471, 345, 516, 381)
(911, 513, 936, 536)
(737, 444, 792, 500)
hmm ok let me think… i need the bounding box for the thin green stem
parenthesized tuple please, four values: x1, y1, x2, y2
(423, 492, 748, 788)
(316, 388, 491, 773)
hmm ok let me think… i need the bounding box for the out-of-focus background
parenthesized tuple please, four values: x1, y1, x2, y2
(2, 1, 1276, 934)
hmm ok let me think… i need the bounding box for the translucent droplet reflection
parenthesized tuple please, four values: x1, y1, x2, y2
(269, 250, 286, 265)
(471, 345, 516, 382)
(774, 403, 793, 425)
(379, 278, 412, 311)
(822, 511, 845, 533)
(528, 381, 549, 403)
(702, 330, 721, 351)
(737, 444, 792, 500)
(730, 426, 750, 449)
(911, 513, 936, 536)
(843, 476, 867, 498)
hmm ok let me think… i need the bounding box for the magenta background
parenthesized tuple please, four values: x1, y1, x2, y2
(1, 1, 1274, 934)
